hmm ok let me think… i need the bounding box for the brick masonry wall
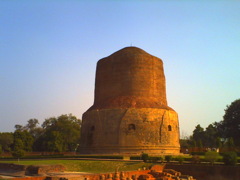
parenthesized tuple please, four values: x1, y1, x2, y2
(166, 164, 240, 180)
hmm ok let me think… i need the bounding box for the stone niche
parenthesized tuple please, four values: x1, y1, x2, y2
(80, 47, 180, 155)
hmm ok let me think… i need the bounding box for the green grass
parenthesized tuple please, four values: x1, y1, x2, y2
(0, 160, 154, 173)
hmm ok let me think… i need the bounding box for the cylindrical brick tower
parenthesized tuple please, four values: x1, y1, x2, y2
(80, 47, 180, 155)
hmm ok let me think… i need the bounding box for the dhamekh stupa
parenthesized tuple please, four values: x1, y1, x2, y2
(80, 47, 180, 155)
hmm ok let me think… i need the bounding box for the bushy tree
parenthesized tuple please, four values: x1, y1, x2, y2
(226, 137, 235, 148)
(205, 151, 219, 165)
(12, 138, 25, 160)
(205, 124, 218, 148)
(37, 114, 81, 152)
(221, 99, 240, 146)
(193, 125, 205, 148)
(176, 156, 184, 164)
(0, 145, 2, 155)
(0, 132, 13, 152)
(192, 123, 221, 148)
(13, 130, 34, 152)
(13, 114, 81, 152)
(222, 152, 237, 165)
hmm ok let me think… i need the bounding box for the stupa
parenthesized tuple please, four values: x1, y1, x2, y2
(80, 47, 180, 155)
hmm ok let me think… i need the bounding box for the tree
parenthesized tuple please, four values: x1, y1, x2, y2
(37, 114, 81, 152)
(222, 99, 240, 146)
(205, 151, 219, 165)
(0, 145, 2, 155)
(222, 152, 237, 165)
(0, 132, 13, 152)
(25, 119, 43, 138)
(226, 137, 235, 148)
(12, 138, 25, 161)
(192, 124, 205, 147)
(13, 130, 34, 152)
(204, 124, 218, 148)
(15, 125, 24, 131)
(44, 131, 65, 152)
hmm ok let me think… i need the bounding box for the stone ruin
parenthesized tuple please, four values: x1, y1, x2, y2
(82, 165, 195, 180)
(80, 47, 180, 155)
(0, 164, 196, 180)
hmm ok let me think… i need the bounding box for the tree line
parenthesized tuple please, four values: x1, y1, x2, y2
(181, 98, 240, 151)
(0, 114, 81, 158)
(0, 99, 240, 157)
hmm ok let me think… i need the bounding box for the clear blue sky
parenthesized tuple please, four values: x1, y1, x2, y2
(0, 1, 240, 136)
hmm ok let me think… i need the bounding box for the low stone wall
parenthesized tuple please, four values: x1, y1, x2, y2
(0, 163, 27, 177)
(0, 163, 27, 171)
(26, 165, 65, 175)
(166, 164, 240, 180)
(0, 163, 65, 176)
(8, 177, 46, 180)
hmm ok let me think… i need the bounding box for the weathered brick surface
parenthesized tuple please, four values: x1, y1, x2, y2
(90, 47, 169, 111)
(81, 47, 180, 155)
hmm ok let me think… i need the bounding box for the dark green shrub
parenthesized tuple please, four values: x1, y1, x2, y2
(191, 152, 205, 156)
(130, 156, 141, 160)
(0, 145, 2, 155)
(165, 155, 172, 162)
(222, 152, 237, 165)
(141, 153, 149, 162)
(192, 155, 201, 164)
(158, 156, 164, 163)
(149, 156, 163, 163)
(205, 151, 219, 165)
(176, 156, 184, 164)
(12, 149, 25, 160)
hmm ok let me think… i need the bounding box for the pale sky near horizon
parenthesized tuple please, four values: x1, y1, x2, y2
(0, 1, 240, 137)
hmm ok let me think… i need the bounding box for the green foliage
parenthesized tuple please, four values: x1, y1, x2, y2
(148, 156, 163, 163)
(0, 145, 2, 155)
(192, 124, 219, 148)
(216, 137, 222, 148)
(130, 156, 141, 160)
(180, 137, 196, 148)
(204, 124, 218, 148)
(165, 155, 172, 162)
(205, 151, 219, 165)
(197, 140, 203, 148)
(191, 152, 205, 156)
(12, 138, 25, 160)
(193, 125, 204, 146)
(13, 130, 34, 152)
(175, 156, 184, 164)
(222, 99, 240, 146)
(226, 137, 235, 148)
(157, 156, 164, 163)
(141, 153, 149, 162)
(45, 131, 65, 152)
(0, 132, 14, 152)
(13, 114, 81, 152)
(191, 155, 201, 164)
(222, 152, 237, 165)
(37, 114, 81, 152)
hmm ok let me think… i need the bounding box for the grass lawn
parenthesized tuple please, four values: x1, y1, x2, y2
(0, 160, 154, 173)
